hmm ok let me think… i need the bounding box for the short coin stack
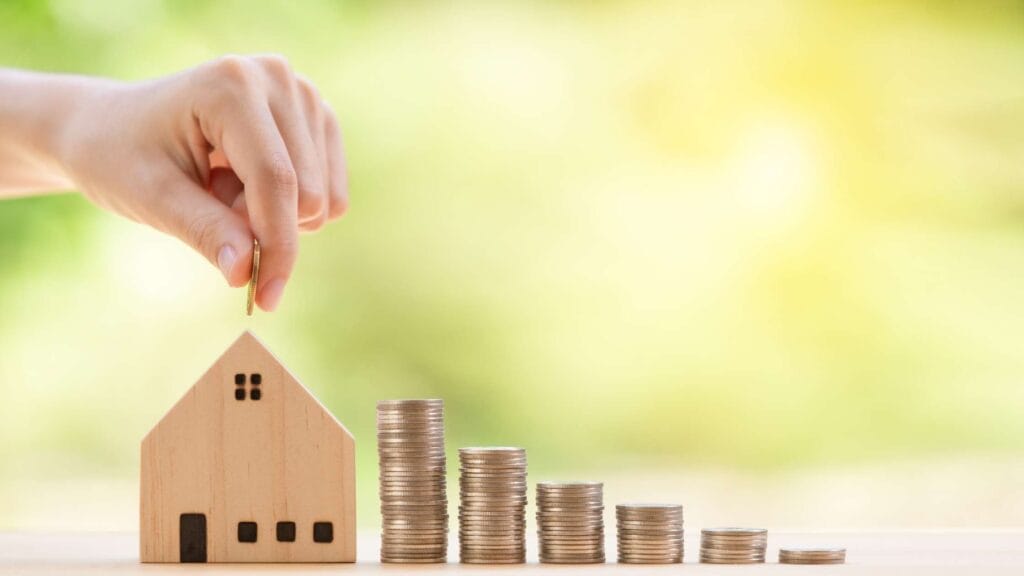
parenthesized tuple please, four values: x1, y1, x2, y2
(700, 527, 767, 564)
(536, 482, 605, 564)
(616, 504, 684, 564)
(458, 447, 528, 564)
(779, 547, 846, 564)
(377, 399, 448, 563)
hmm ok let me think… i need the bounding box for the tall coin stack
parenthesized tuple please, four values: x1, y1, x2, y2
(700, 527, 767, 564)
(536, 482, 605, 564)
(458, 447, 528, 564)
(615, 504, 684, 564)
(377, 399, 448, 563)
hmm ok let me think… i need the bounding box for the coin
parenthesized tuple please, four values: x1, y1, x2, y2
(542, 555, 606, 562)
(536, 521, 605, 527)
(245, 237, 260, 316)
(381, 555, 449, 562)
(461, 554, 526, 561)
(701, 527, 766, 537)
(383, 530, 449, 537)
(779, 547, 846, 564)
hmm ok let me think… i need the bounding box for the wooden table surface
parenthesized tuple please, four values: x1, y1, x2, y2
(2, 530, 1023, 574)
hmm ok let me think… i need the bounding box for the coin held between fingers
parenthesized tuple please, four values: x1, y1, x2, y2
(246, 238, 260, 316)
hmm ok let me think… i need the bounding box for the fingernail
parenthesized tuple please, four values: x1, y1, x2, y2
(260, 278, 286, 311)
(217, 244, 237, 281)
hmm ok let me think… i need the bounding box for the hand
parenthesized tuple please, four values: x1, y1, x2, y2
(10, 55, 349, 311)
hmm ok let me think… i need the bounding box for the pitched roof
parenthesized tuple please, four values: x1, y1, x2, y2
(142, 330, 351, 443)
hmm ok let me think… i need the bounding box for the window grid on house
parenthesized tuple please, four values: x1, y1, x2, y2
(233, 373, 263, 401)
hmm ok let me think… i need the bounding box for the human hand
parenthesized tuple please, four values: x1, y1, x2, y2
(40, 56, 348, 311)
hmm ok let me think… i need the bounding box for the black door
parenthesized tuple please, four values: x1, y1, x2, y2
(179, 513, 207, 563)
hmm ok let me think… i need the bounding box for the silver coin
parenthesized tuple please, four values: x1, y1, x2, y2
(617, 527, 683, 535)
(540, 532, 602, 541)
(382, 523, 450, 529)
(382, 532, 449, 539)
(699, 550, 767, 558)
(701, 527, 766, 536)
(459, 446, 525, 453)
(537, 480, 602, 488)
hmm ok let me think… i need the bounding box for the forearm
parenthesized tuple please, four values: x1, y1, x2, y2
(0, 69, 90, 196)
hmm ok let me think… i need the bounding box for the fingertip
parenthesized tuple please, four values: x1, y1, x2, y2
(258, 277, 286, 311)
(299, 215, 327, 233)
(328, 194, 349, 220)
(217, 244, 238, 281)
(221, 241, 253, 287)
(297, 184, 327, 223)
(253, 239, 296, 310)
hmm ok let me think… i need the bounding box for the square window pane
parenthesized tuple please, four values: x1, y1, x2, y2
(234, 389, 245, 401)
(237, 521, 257, 543)
(251, 373, 262, 385)
(313, 522, 333, 543)
(250, 388, 261, 401)
(276, 521, 296, 542)
(234, 373, 245, 386)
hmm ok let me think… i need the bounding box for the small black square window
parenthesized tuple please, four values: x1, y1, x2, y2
(250, 388, 262, 401)
(234, 388, 245, 401)
(237, 521, 257, 543)
(313, 522, 333, 543)
(276, 521, 296, 542)
(250, 373, 262, 385)
(234, 373, 245, 386)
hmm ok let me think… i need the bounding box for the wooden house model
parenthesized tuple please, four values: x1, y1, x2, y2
(140, 331, 356, 563)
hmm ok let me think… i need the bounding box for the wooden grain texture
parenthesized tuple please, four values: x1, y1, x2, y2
(3, 530, 1024, 574)
(139, 331, 356, 563)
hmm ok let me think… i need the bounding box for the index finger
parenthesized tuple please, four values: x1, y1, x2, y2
(217, 98, 298, 312)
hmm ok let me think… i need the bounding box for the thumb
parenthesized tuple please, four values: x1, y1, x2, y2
(152, 176, 254, 287)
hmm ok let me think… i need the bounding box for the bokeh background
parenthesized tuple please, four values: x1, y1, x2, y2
(1, 0, 1023, 531)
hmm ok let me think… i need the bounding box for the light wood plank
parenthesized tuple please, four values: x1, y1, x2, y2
(3, 530, 1024, 574)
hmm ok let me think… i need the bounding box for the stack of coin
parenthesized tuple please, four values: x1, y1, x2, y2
(615, 504, 684, 564)
(377, 399, 448, 563)
(458, 447, 528, 564)
(779, 547, 846, 564)
(536, 482, 605, 564)
(700, 527, 767, 564)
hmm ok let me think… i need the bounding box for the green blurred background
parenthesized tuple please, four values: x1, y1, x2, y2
(1, 0, 1023, 531)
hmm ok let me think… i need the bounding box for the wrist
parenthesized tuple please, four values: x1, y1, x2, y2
(0, 70, 106, 192)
